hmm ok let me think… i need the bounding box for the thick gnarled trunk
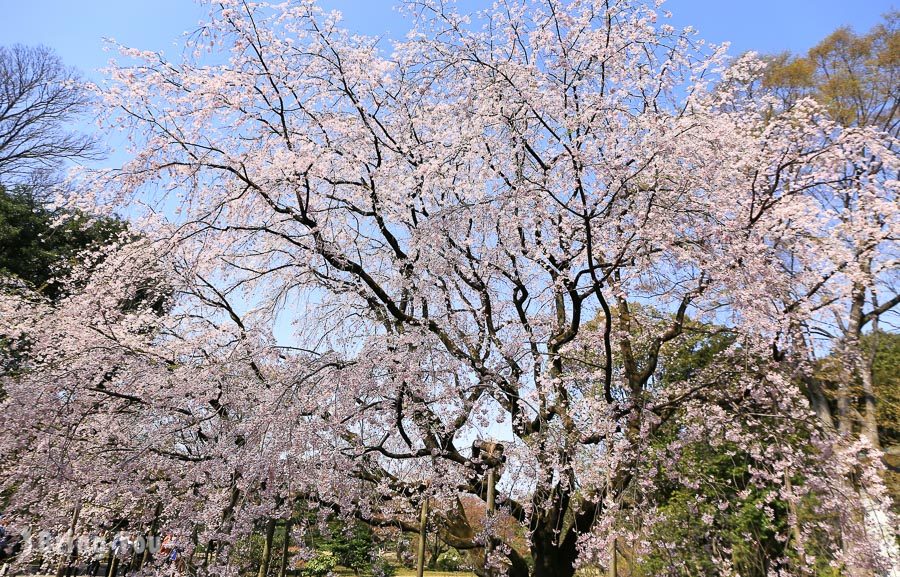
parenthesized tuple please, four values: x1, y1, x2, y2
(530, 525, 578, 577)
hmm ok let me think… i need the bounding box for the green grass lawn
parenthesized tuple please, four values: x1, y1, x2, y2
(331, 568, 473, 577)
(393, 570, 474, 577)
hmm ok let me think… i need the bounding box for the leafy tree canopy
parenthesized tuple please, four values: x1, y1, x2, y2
(0, 184, 126, 301)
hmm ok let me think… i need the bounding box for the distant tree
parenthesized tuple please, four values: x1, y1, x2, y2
(0, 184, 127, 382)
(753, 14, 899, 463)
(0, 44, 99, 186)
(326, 522, 375, 576)
(626, 320, 817, 577)
(761, 12, 898, 134)
(864, 331, 900, 514)
(0, 184, 125, 301)
(839, 331, 900, 512)
(864, 331, 900, 449)
(0, 44, 112, 301)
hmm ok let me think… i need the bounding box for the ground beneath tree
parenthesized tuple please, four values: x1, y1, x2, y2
(333, 568, 473, 577)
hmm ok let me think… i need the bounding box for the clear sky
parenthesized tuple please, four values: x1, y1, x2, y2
(0, 0, 894, 176)
(1, 0, 896, 85)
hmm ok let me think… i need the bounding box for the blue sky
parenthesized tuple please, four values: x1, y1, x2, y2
(1, 0, 895, 84)
(0, 0, 893, 176)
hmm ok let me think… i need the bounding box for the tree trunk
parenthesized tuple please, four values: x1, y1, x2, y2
(530, 526, 576, 577)
(845, 282, 880, 447)
(790, 322, 835, 429)
(277, 519, 291, 577)
(427, 532, 441, 570)
(257, 518, 276, 577)
(531, 549, 576, 577)
(859, 351, 880, 448)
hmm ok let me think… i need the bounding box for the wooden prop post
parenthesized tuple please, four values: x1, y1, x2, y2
(56, 502, 81, 577)
(472, 440, 505, 577)
(416, 497, 429, 577)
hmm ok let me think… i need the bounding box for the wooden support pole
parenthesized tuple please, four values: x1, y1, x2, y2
(257, 518, 276, 577)
(186, 524, 199, 574)
(472, 439, 504, 577)
(203, 539, 214, 569)
(485, 467, 496, 577)
(277, 520, 292, 577)
(140, 502, 163, 569)
(56, 502, 81, 577)
(416, 498, 429, 577)
(106, 554, 119, 577)
(608, 538, 617, 577)
(486, 468, 496, 514)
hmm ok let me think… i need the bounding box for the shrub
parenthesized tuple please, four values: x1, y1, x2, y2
(436, 549, 463, 572)
(298, 552, 335, 577)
